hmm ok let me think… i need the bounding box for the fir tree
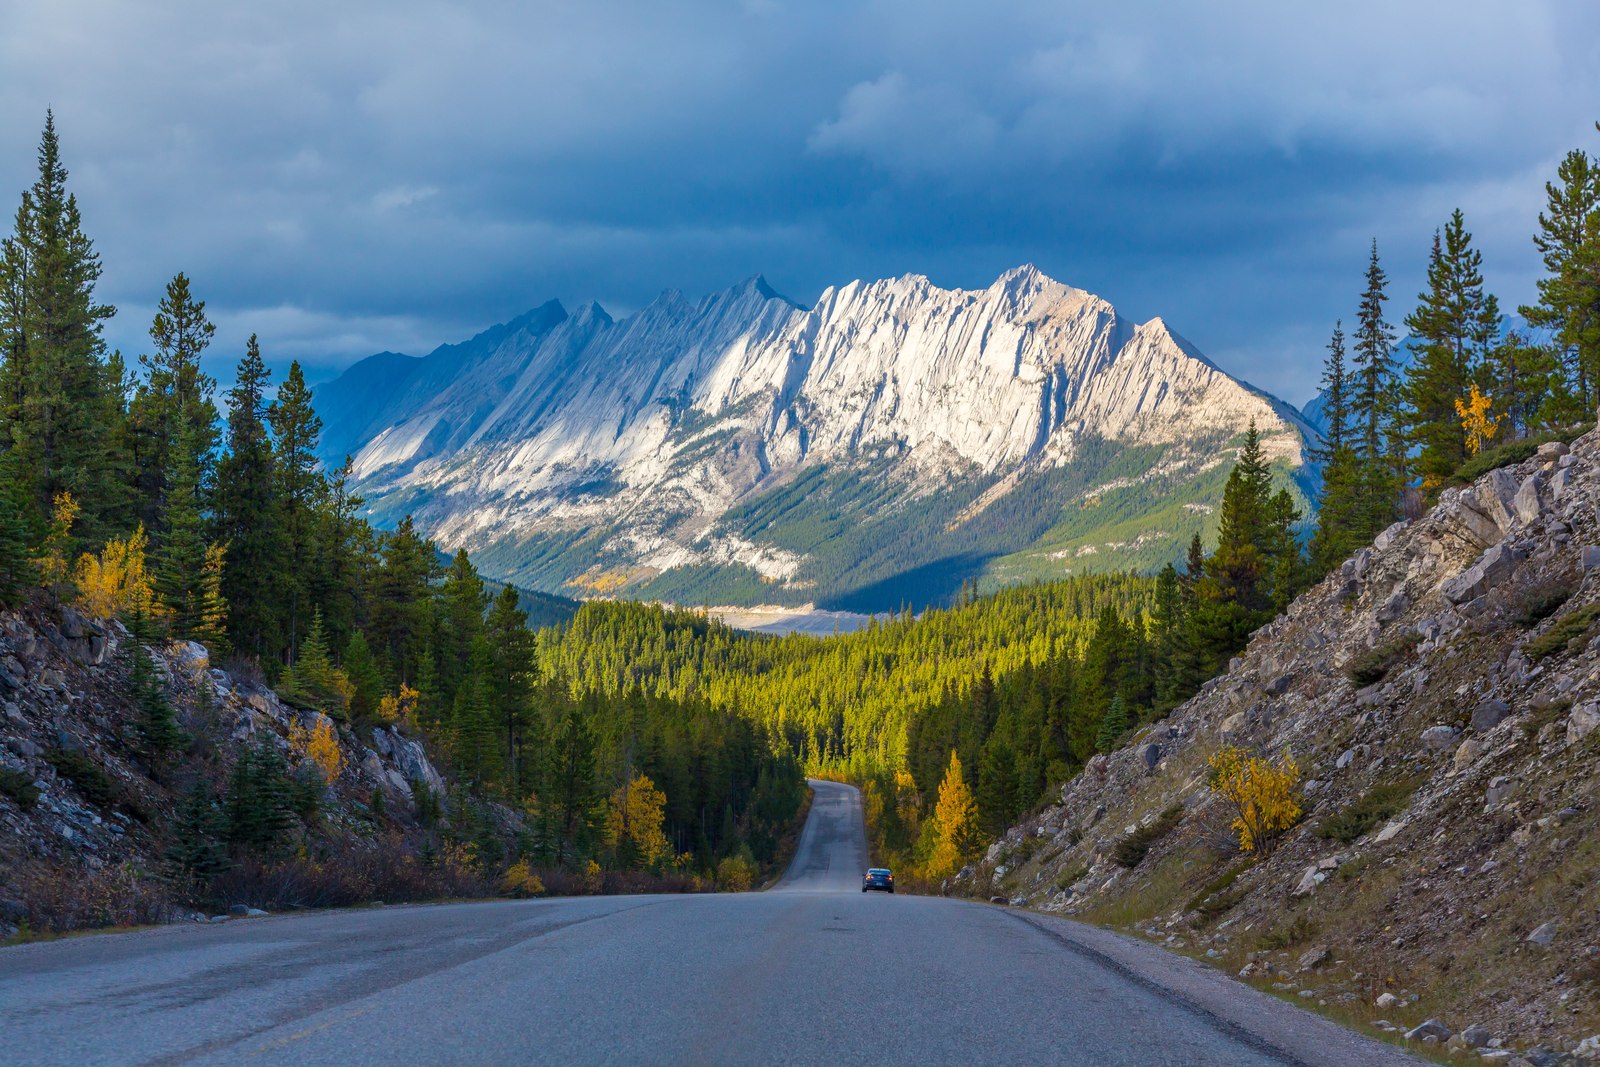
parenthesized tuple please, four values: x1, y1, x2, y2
(165, 782, 230, 884)
(0, 454, 35, 604)
(268, 360, 323, 656)
(549, 707, 601, 866)
(224, 741, 299, 856)
(0, 113, 124, 538)
(1521, 129, 1600, 418)
(153, 425, 211, 638)
(1095, 694, 1130, 754)
(126, 609, 187, 771)
(129, 273, 217, 533)
(214, 335, 284, 661)
(1404, 212, 1502, 489)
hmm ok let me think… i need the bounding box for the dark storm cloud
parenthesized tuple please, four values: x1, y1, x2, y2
(3, 0, 1598, 401)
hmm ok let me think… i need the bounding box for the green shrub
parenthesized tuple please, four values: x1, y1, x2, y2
(1447, 425, 1585, 486)
(0, 766, 39, 809)
(1526, 604, 1600, 661)
(1112, 804, 1184, 868)
(1259, 914, 1318, 951)
(1315, 776, 1424, 844)
(1516, 583, 1575, 628)
(1055, 863, 1089, 892)
(1344, 633, 1422, 687)
(43, 749, 118, 808)
(1184, 862, 1251, 920)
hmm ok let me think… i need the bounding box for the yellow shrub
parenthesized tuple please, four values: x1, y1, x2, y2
(35, 493, 80, 596)
(288, 716, 346, 784)
(715, 854, 758, 892)
(73, 524, 157, 620)
(375, 684, 420, 727)
(501, 859, 545, 898)
(1208, 745, 1301, 854)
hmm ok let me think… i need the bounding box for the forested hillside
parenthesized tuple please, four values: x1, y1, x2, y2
(0, 116, 804, 928)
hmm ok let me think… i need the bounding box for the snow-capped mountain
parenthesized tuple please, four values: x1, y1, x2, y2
(316, 266, 1315, 610)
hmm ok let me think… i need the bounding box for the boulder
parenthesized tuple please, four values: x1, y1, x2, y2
(1335, 749, 1354, 770)
(1442, 541, 1524, 605)
(171, 641, 210, 676)
(1420, 725, 1460, 750)
(1292, 864, 1325, 897)
(1471, 699, 1511, 732)
(0, 656, 24, 691)
(1536, 441, 1569, 461)
(1137, 742, 1161, 772)
(1485, 776, 1516, 807)
(1453, 738, 1485, 772)
(1296, 946, 1331, 972)
(1583, 545, 1600, 571)
(1404, 1019, 1452, 1041)
(1569, 702, 1600, 745)
(1375, 992, 1401, 1009)
(1513, 473, 1545, 524)
(1526, 920, 1557, 947)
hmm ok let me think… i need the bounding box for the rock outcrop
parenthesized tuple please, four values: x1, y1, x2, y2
(965, 424, 1600, 1061)
(0, 605, 461, 936)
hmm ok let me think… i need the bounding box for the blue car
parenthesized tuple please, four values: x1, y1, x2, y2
(862, 867, 895, 893)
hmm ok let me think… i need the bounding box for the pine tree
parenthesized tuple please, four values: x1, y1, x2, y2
(0, 113, 124, 539)
(976, 736, 1018, 838)
(1095, 694, 1130, 754)
(214, 336, 284, 661)
(224, 741, 299, 856)
(342, 630, 384, 720)
(126, 609, 187, 771)
(129, 273, 217, 533)
(166, 782, 230, 884)
(268, 360, 324, 657)
(154, 425, 210, 638)
(1521, 129, 1600, 418)
(549, 707, 600, 866)
(485, 584, 539, 797)
(0, 454, 35, 604)
(1311, 322, 1365, 574)
(1404, 212, 1502, 489)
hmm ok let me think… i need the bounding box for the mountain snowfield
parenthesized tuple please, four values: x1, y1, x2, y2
(316, 266, 1316, 610)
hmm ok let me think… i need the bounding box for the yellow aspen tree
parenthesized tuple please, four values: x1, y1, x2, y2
(605, 773, 670, 868)
(35, 493, 81, 599)
(1454, 384, 1502, 456)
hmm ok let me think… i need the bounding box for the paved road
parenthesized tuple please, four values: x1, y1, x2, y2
(1, 779, 1417, 1066)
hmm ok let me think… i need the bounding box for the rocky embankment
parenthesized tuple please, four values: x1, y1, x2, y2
(965, 425, 1600, 1064)
(0, 606, 462, 936)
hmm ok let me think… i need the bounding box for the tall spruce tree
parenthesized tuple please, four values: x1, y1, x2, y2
(268, 360, 324, 657)
(154, 425, 211, 638)
(1521, 128, 1600, 419)
(1310, 323, 1363, 574)
(129, 273, 217, 534)
(214, 336, 284, 660)
(0, 113, 124, 538)
(1403, 212, 1502, 488)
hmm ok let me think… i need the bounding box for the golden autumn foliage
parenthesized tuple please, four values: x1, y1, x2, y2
(1208, 745, 1301, 854)
(374, 684, 421, 727)
(924, 750, 981, 880)
(1454, 383, 1503, 456)
(73, 523, 158, 620)
(605, 773, 671, 868)
(500, 859, 545, 897)
(715, 853, 759, 891)
(288, 715, 346, 784)
(35, 492, 81, 596)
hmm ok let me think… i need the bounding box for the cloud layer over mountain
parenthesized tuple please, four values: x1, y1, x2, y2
(4, 0, 1598, 403)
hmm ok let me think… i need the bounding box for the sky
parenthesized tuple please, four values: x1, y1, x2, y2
(3, 1, 1599, 407)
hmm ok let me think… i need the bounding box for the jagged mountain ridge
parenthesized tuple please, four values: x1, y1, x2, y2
(316, 266, 1316, 610)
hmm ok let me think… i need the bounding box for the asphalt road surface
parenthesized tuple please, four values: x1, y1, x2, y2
(1, 779, 1418, 1065)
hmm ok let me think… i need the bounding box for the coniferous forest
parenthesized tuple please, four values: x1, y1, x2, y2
(3, 112, 1599, 900)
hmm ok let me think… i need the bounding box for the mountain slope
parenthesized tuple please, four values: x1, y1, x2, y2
(967, 423, 1600, 1059)
(317, 267, 1316, 610)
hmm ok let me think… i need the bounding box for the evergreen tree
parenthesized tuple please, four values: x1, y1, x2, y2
(0, 113, 124, 539)
(126, 609, 187, 771)
(975, 736, 1018, 838)
(1521, 128, 1600, 419)
(214, 336, 284, 661)
(268, 360, 323, 656)
(165, 782, 230, 883)
(129, 273, 217, 533)
(1095, 694, 1130, 754)
(485, 584, 540, 798)
(153, 425, 211, 638)
(342, 630, 383, 720)
(0, 454, 35, 604)
(224, 741, 299, 856)
(1404, 212, 1502, 488)
(368, 516, 439, 678)
(1351, 240, 1398, 464)
(548, 707, 601, 866)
